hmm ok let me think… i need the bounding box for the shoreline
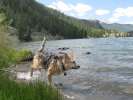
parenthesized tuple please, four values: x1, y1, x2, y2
(9, 62, 133, 100)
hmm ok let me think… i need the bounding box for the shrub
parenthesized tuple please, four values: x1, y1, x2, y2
(13, 49, 33, 63)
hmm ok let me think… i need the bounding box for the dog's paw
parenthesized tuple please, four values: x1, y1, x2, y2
(54, 83, 63, 88)
(58, 83, 63, 86)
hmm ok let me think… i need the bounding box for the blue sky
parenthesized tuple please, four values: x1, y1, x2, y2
(36, 0, 133, 24)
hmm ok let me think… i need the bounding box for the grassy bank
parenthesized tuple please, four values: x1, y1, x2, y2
(0, 74, 62, 100)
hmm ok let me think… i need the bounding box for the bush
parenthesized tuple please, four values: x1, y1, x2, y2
(0, 48, 14, 68)
(13, 49, 33, 63)
(0, 47, 33, 68)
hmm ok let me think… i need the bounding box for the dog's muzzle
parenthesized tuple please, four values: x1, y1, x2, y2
(72, 65, 80, 69)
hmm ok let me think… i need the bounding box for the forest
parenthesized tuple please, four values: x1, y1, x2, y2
(0, 0, 105, 41)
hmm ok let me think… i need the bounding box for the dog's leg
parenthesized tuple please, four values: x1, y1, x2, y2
(30, 68, 34, 77)
(48, 73, 52, 85)
(39, 68, 44, 78)
(39, 68, 41, 72)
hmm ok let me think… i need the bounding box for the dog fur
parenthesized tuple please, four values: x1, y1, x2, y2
(30, 50, 80, 85)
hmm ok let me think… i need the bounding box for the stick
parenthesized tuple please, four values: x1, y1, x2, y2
(39, 36, 47, 52)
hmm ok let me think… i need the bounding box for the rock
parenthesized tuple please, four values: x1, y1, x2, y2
(58, 47, 69, 50)
(64, 72, 67, 76)
(86, 52, 91, 55)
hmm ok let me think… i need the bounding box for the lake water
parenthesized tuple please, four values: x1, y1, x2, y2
(18, 37, 133, 100)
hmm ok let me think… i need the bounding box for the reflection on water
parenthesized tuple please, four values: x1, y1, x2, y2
(18, 37, 133, 100)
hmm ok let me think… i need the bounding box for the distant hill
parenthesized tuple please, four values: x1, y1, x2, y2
(0, 0, 103, 41)
(101, 22, 133, 32)
(81, 20, 103, 29)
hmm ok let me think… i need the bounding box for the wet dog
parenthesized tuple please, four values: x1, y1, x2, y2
(30, 50, 80, 85)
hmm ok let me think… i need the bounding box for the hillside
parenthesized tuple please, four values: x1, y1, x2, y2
(0, 0, 104, 41)
(81, 20, 103, 29)
(101, 22, 133, 32)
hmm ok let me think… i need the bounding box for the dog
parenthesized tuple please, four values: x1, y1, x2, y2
(30, 49, 80, 85)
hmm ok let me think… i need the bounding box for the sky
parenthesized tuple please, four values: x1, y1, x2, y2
(36, 0, 133, 24)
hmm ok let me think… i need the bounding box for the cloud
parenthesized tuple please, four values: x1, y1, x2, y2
(113, 7, 133, 18)
(48, 1, 71, 12)
(35, 0, 42, 2)
(96, 9, 110, 16)
(48, 1, 92, 18)
(71, 3, 92, 14)
(108, 17, 119, 23)
(107, 7, 133, 23)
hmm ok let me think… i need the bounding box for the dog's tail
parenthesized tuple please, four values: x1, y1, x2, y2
(39, 36, 47, 52)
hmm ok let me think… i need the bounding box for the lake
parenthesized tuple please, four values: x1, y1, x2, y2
(17, 37, 133, 100)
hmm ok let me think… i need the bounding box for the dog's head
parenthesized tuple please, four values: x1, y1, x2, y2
(32, 51, 45, 68)
(59, 51, 80, 70)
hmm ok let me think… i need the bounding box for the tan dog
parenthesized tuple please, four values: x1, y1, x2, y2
(31, 50, 80, 85)
(30, 49, 45, 76)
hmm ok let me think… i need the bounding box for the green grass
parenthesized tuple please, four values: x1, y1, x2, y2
(0, 74, 63, 100)
(0, 48, 33, 68)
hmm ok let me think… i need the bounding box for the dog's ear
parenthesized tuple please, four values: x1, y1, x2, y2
(68, 50, 76, 61)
